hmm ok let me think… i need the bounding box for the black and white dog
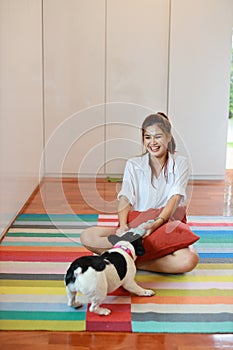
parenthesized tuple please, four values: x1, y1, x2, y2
(64, 232, 155, 315)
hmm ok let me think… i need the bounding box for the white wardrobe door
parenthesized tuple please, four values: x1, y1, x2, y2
(43, 0, 106, 175)
(0, 0, 43, 236)
(105, 0, 170, 175)
(169, 0, 233, 179)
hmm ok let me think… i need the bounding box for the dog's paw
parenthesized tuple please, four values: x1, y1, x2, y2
(68, 301, 83, 308)
(97, 307, 111, 316)
(142, 289, 155, 296)
(90, 305, 111, 316)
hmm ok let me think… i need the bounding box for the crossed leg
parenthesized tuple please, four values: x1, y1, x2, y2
(80, 226, 199, 274)
(136, 245, 199, 274)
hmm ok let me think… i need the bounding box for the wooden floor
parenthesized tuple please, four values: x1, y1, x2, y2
(1, 170, 233, 349)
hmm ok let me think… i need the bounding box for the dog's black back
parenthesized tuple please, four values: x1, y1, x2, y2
(101, 251, 127, 280)
(65, 255, 107, 285)
(65, 233, 145, 286)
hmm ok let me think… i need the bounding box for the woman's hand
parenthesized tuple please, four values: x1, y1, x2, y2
(116, 224, 129, 236)
(141, 222, 156, 238)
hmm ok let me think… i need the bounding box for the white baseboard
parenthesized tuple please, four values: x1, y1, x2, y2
(44, 173, 226, 180)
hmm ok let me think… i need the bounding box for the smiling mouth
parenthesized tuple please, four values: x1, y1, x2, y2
(149, 146, 160, 152)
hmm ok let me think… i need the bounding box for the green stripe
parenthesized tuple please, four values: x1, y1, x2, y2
(16, 214, 98, 222)
(0, 310, 86, 321)
(132, 321, 233, 333)
(198, 236, 233, 243)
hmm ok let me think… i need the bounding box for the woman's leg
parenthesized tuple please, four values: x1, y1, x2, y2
(136, 246, 199, 274)
(80, 226, 116, 255)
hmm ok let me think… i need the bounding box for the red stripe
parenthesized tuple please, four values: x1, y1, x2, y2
(98, 218, 118, 222)
(0, 250, 92, 262)
(86, 321, 132, 332)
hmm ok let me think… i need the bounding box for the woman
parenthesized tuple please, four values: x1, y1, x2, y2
(81, 113, 199, 273)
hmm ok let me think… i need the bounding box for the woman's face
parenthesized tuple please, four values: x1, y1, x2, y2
(143, 124, 171, 159)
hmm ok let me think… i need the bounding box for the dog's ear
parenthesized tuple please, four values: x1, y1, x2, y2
(130, 234, 145, 256)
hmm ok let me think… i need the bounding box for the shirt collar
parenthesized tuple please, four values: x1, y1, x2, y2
(142, 152, 175, 175)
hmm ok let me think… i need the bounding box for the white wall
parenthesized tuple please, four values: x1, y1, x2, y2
(0, 0, 43, 237)
(42, 0, 233, 179)
(169, 0, 233, 179)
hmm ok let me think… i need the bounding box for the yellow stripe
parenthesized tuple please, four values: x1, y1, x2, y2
(0, 286, 66, 295)
(0, 320, 85, 331)
(0, 280, 64, 287)
(197, 264, 233, 269)
(135, 275, 233, 283)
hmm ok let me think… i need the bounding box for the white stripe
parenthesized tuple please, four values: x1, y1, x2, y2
(98, 215, 118, 220)
(190, 226, 233, 231)
(196, 247, 233, 253)
(131, 304, 233, 313)
(97, 222, 118, 227)
(187, 216, 233, 223)
(188, 269, 233, 276)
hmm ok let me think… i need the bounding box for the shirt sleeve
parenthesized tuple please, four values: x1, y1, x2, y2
(167, 156, 190, 202)
(117, 160, 136, 206)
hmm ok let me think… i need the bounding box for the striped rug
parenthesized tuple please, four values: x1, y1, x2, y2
(0, 214, 232, 333)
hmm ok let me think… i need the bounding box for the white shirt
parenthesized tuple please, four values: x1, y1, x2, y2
(117, 152, 190, 211)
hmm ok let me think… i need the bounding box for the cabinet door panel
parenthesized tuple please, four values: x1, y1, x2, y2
(106, 0, 170, 174)
(44, 0, 105, 175)
(169, 0, 233, 178)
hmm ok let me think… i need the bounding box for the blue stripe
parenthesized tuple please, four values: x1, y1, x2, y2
(193, 230, 233, 235)
(0, 302, 87, 312)
(198, 252, 233, 258)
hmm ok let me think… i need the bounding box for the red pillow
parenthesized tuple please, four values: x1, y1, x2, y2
(127, 208, 200, 261)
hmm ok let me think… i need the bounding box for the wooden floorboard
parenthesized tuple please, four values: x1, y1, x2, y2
(1, 170, 233, 349)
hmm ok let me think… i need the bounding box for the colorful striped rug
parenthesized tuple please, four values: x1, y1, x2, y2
(0, 214, 232, 333)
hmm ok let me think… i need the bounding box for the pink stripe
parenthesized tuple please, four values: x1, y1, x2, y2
(1, 262, 68, 274)
(140, 282, 233, 289)
(188, 222, 233, 227)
